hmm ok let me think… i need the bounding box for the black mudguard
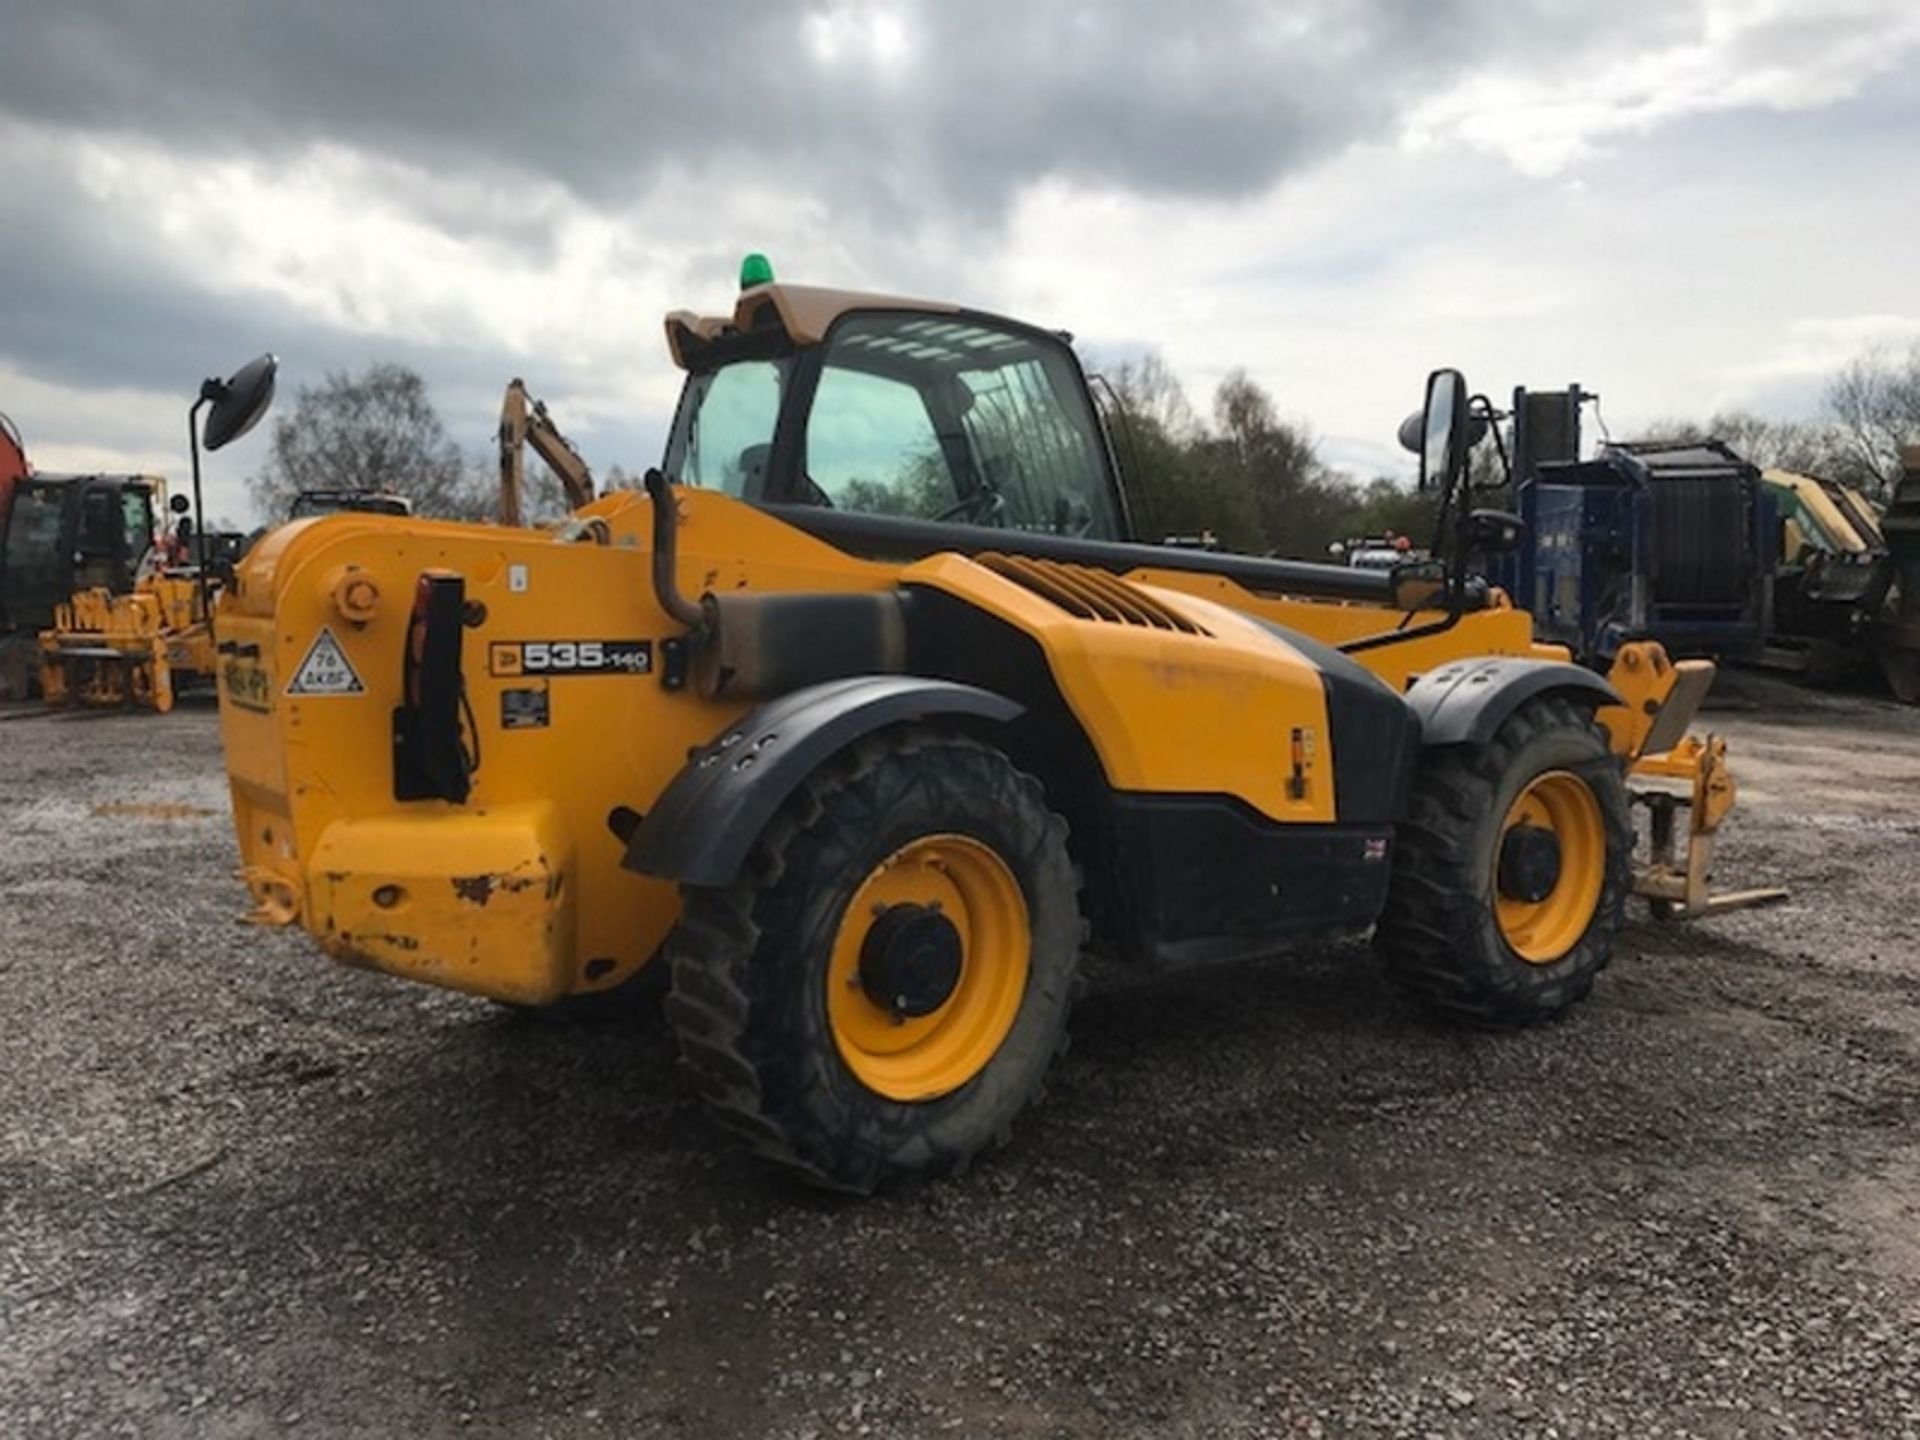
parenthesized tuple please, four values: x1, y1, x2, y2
(624, 675, 1022, 887)
(1406, 657, 1620, 747)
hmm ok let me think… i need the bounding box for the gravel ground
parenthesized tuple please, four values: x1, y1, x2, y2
(3, 673, 1918, 1438)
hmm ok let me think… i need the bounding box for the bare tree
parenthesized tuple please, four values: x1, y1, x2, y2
(1826, 342, 1920, 499)
(1635, 410, 1855, 479)
(1093, 350, 1200, 441)
(248, 364, 477, 520)
(1089, 349, 1265, 550)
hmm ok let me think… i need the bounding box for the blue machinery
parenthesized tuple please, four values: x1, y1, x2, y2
(1485, 387, 1774, 669)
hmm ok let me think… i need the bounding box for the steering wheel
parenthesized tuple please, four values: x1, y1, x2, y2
(1052, 495, 1094, 538)
(933, 489, 1006, 527)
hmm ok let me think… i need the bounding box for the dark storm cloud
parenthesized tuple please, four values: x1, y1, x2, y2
(0, 1, 1643, 228)
(6, 0, 1916, 522)
(0, 136, 588, 479)
(0, 0, 1538, 401)
(0, 140, 395, 395)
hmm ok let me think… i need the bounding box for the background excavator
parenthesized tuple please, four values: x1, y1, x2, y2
(0, 411, 27, 695)
(497, 378, 595, 527)
(0, 411, 24, 537)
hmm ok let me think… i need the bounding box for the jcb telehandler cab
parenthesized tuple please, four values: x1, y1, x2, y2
(217, 270, 1769, 1190)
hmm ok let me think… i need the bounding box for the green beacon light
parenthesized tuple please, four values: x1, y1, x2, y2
(739, 252, 775, 290)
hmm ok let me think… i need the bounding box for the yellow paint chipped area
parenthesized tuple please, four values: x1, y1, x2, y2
(308, 802, 577, 1006)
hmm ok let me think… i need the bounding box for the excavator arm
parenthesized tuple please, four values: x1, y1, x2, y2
(497, 379, 595, 526)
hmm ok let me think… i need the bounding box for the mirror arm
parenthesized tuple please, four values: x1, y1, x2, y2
(1339, 593, 1467, 655)
(187, 394, 212, 632)
(1471, 394, 1514, 489)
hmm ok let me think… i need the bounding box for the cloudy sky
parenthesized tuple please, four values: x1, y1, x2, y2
(3, 0, 1918, 523)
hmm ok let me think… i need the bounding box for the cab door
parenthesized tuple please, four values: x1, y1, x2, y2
(71, 481, 155, 594)
(1, 480, 79, 631)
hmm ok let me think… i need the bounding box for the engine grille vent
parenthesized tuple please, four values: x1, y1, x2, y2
(976, 553, 1207, 634)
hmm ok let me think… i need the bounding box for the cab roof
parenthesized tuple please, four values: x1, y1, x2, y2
(664, 282, 962, 370)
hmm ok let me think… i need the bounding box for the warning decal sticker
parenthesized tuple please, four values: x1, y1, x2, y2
(285, 627, 366, 696)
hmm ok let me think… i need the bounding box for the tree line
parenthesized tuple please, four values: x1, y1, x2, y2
(1093, 352, 1429, 558)
(1631, 342, 1920, 499)
(249, 340, 1920, 553)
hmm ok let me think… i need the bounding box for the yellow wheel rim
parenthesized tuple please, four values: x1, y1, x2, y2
(827, 833, 1030, 1102)
(1495, 771, 1606, 964)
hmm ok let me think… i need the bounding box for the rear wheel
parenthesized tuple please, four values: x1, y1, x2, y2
(665, 728, 1079, 1192)
(1375, 696, 1629, 1027)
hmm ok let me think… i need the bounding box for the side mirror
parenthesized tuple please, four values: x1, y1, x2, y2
(1400, 398, 1491, 462)
(1466, 508, 1525, 554)
(1417, 368, 1470, 491)
(169, 494, 191, 515)
(201, 353, 278, 452)
(1388, 559, 1449, 613)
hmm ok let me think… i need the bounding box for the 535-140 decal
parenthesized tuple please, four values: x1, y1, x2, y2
(488, 640, 653, 677)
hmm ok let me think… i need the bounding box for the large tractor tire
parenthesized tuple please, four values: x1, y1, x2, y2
(1375, 695, 1630, 1027)
(665, 727, 1079, 1193)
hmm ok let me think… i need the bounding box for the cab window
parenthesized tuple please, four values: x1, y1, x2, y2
(77, 487, 122, 556)
(121, 488, 155, 565)
(805, 366, 960, 518)
(807, 314, 1120, 537)
(670, 358, 788, 499)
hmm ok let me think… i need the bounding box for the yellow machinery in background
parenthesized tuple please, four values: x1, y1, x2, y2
(1882, 446, 1920, 703)
(42, 367, 600, 712)
(1760, 466, 1898, 688)
(39, 549, 219, 714)
(214, 263, 1780, 1191)
(39, 355, 278, 714)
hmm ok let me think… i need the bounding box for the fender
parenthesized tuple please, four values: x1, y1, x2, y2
(1406, 657, 1620, 747)
(624, 674, 1023, 887)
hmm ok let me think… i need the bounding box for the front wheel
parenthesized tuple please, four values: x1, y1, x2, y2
(1375, 696, 1630, 1027)
(665, 728, 1080, 1192)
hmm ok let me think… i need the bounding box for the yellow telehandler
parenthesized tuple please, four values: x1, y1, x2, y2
(215, 263, 1775, 1190)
